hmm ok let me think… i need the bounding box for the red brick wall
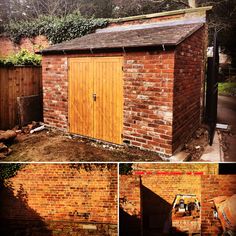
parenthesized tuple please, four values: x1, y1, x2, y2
(0, 35, 49, 57)
(172, 27, 205, 151)
(201, 175, 236, 235)
(0, 164, 117, 235)
(42, 55, 68, 129)
(123, 51, 175, 155)
(141, 174, 201, 208)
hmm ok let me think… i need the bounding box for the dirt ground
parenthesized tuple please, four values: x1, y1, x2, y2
(1, 129, 163, 162)
(0, 125, 210, 162)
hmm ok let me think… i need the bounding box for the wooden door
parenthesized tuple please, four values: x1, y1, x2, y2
(69, 58, 94, 137)
(69, 57, 123, 144)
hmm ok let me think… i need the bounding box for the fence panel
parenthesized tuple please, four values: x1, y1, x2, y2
(0, 66, 42, 129)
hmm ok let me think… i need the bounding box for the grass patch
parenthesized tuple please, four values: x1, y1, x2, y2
(218, 82, 236, 96)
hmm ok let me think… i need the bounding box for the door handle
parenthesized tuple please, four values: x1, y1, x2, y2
(93, 93, 96, 101)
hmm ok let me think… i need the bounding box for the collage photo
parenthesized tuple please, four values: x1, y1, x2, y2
(0, 1, 236, 235)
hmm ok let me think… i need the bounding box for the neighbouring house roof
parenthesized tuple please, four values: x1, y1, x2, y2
(109, 6, 212, 23)
(41, 23, 203, 54)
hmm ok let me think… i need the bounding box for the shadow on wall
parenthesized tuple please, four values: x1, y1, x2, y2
(0, 180, 52, 236)
(141, 184, 172, 236)
(119, 207, 141, 236)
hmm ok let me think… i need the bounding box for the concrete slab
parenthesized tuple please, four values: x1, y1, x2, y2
(200, 132, 221, 162)
(169, 151, 191, 162)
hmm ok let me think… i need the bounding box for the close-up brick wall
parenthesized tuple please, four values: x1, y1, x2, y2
(201, 175, 236, 235)
(141, 174, 201, 235)
(0, 35, 49, 57)
(0, 164, 117, 236)
(141, 174, 201, 206)
(119, 170, 203, 236)
(120, 165, 236, 236)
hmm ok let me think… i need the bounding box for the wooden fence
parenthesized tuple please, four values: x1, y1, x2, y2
(0, 66, 42, 130)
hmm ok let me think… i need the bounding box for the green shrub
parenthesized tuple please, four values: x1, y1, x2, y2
(218, 82, 236, 96)
(119, 164, 133, 175)
(0, 164, 23, 180)
(0, 49, 42, 66)
(3, 13, 108, 44)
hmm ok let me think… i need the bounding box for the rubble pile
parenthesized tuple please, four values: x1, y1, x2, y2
(0, 122, 45, 159)
(0, 130, 17, 158)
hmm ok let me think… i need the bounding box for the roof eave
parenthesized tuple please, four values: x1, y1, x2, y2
(39, 44, 177, 55)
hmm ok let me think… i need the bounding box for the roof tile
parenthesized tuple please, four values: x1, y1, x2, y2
(41, 23, 203, 54)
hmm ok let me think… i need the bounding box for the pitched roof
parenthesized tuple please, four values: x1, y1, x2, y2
(41, 23, 203, 54)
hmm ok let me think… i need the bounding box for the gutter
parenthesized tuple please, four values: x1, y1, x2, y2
(37, 44, 177, 55)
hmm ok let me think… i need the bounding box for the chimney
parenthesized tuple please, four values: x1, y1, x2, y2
(188, 0, 196, 8)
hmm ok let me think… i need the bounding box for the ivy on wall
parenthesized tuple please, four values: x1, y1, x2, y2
(0, 49, 42, 66)
(0, 164, 24, 180)
(2, 13, 108, 44)
(70, 164, 115, 172)
(119, 164, 133, 175)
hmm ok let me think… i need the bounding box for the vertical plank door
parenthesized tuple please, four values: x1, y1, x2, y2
(69, 57, 123, 144)
(69, 58, 94, 137)
(93, 57, 123, 144)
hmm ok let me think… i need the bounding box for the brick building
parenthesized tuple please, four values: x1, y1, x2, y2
(41, 7, 211, 156)
(0, 164, 117, 236)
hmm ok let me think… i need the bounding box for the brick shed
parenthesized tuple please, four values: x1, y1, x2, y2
(41, 7, 211, 156)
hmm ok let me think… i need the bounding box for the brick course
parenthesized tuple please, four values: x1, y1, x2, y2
(0, 164, 117, 236)
(133, 163, 219, 175)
